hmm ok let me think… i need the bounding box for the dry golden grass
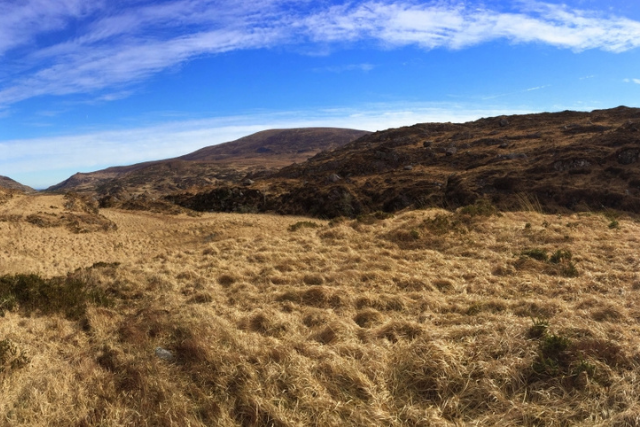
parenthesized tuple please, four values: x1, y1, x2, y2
(2, 193, 640, 426)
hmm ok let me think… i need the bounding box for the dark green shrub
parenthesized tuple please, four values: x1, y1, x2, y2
(561, 262, 579, 278)
(521, 248, 549, 262)
(550, 249, 572, 264)
(532, 334, 572, 377)
(0, 273, 112, 319)
(549, 249, 579, 277)
(528, 317, 549, 339)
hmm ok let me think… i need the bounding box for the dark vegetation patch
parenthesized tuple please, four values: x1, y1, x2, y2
(288, 221, 321, 232)
(517, 248, 579, 278)
(527, 319, 629, 389)
(0, 272, 113, 319)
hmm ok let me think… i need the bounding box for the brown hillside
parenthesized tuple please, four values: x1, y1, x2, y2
(179, 127, 369, 162)
(0, 176, 34, 193)
(171, 106, 640, 217)
(46, 128, 369, 198)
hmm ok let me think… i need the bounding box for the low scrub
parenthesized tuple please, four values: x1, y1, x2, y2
(519, 248, 579, 277)
(529, 320, 627, 389)
(0, 272, 112, 319)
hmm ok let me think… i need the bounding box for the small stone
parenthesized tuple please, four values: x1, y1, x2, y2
(155, 347, 174, 361)
(327, 173, 342, 183)
(404, 165, 413, 170)
(242, 179, 255, 186)
(445, 147, 457, 156)
(499, 118, 509, 127)
(423, 140, 433, 148)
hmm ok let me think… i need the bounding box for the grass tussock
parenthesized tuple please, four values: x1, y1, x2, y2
(1, 193, 640, 425)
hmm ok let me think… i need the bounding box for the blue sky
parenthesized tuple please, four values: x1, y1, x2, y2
(1, 0, 640, 188)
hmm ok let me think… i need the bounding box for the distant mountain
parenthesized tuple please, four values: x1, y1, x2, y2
(47, 128, 369, 199)
(169, 106, 640, 217)
(0, 176, 34, 193)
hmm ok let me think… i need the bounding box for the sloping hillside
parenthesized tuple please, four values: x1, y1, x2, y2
(171, 106, 640, 217)
(47, 128, 369, 198)
(179, 127, 369, 163)
(0, 176, 34, 193)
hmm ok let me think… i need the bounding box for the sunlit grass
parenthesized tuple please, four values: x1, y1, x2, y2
(1, 192, 640, 425)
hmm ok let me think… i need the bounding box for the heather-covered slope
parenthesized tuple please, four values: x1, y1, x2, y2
(171, 106, 640, 217)
(47, 128, 369, 198)
(0, 176, 34, 193)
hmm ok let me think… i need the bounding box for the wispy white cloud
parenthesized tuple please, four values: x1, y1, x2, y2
(0, 0, 102, 57)
(1, 0, 640, 109)
(624, 78, 640, 84)
(524, 85, 551, 92)
(301, 1, 640, 51)
(313, 63, 376, 73)
(481, 84, 551, 100)
(1, 103, 535, 188)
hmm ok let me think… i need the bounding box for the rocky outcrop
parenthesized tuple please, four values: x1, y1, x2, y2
(170, 106, 640, 218)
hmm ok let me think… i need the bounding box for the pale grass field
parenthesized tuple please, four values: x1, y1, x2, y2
(1, 192, 640, 426)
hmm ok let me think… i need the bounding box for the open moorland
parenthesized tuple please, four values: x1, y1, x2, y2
(2, 190, 640, 426)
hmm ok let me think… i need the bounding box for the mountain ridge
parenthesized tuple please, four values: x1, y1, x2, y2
(169, 106, 640, 217)
(46, 127, 369, 196)
(0, 176, 35, 193)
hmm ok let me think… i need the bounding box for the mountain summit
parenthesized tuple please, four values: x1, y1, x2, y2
(47, 127, 369, 197)
(0, 176, 35, 193)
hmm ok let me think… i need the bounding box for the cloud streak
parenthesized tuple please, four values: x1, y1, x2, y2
(1, 0, 640, 108)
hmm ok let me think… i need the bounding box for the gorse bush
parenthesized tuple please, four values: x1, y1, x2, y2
(0, 273, 112, 319)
